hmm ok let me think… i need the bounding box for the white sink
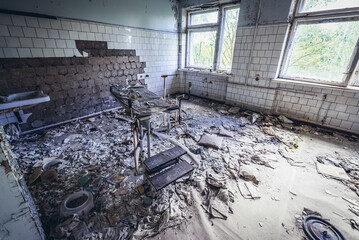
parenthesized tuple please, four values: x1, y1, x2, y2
(0, 91, 50, 112)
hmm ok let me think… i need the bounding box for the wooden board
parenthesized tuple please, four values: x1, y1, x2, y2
(149, 161, 194, 191)
(144, 146, 186, 173)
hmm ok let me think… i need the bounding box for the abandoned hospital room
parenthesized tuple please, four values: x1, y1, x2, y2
(2, 0, 359, 239)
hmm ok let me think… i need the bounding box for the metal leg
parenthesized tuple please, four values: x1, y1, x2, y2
(147, 119, 151, 158)
(132, 122, 140, 174)
(139, 122, 144, 154)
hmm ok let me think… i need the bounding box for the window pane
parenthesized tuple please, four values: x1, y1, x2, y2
(189, 31, 216, 68)
(300, 0, 359, 13)
(190, 11, 218, 25)
(285, 20, 359, 83)
(219, 7, 240, 70)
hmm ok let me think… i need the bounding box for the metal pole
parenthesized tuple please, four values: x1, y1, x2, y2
(161, 74, 177, 100)
(132, 123, 139, 174)
(139, 121, 143, 154)
(163, 76, 167, 100)
(245, 0, 262, 86)
(147, 120, 151, 158)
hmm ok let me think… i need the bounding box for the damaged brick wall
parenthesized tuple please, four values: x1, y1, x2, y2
(0, 40, 146, 131)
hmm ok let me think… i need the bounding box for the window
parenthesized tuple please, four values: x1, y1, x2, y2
(300, 0, 359, 13)
(186, 5, 240, 71)
(279, 0, 359, 87)
(189, 30, 217, 68)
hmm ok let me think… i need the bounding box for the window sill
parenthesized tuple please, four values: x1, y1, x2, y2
(179, 68, 232, 77)
(272, 78, 359, 92)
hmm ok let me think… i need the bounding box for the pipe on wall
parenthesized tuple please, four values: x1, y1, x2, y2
(245, 0, 262, 86)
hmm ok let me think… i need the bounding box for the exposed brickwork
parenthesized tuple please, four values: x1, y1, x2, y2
(0, 40, 146, 131)
(0, 13, 179, 96)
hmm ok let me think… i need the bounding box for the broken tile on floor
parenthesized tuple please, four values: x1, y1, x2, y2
(316, 162, 351, 181)
(198, 133, 223, 150)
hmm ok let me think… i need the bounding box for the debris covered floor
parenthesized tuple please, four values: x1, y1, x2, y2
(12, 97, 359, 239)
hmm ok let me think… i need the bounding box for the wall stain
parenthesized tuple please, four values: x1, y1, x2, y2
(169, 0, 179, 30)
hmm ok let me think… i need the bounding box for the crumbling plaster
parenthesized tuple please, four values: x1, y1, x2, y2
(180, 0, 291, 26)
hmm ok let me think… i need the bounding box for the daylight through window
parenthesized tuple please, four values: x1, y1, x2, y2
(187, 5, 240, 71)
(279, 0, 359, 87)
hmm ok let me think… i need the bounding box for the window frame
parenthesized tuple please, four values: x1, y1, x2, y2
(296, 0, 359, 16)
(278, 0, 359, 87)
(185, 4, 240, 71)
(187, 28, 218, 69)
(189, 8, 219, 26)
(218, 5, 241, 71)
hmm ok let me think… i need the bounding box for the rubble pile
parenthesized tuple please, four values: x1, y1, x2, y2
(316, 153, 359, 196)
(12, 110, 193, 239)
(10, 96, 359, 239)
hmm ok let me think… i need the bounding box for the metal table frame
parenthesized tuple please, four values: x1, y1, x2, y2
(111, 85, 185, 174)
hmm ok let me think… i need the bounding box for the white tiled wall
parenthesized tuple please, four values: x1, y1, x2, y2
(179, 70, 228, 102)
(230, 25, 286, 87)
(226, 24, 286, 113)
(226, 83, 276, 113)
(226, 23, 359, 133)
(0, 13, 180, 95)
(178, 22, 359, 133)
(274, 83, 359, 132)
(2, 12, 359, 133)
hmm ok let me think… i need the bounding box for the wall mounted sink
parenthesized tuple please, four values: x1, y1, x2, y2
(0, 91, 50, 113)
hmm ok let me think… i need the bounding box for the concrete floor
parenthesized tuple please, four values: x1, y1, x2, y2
(154, 133, 359, 240)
